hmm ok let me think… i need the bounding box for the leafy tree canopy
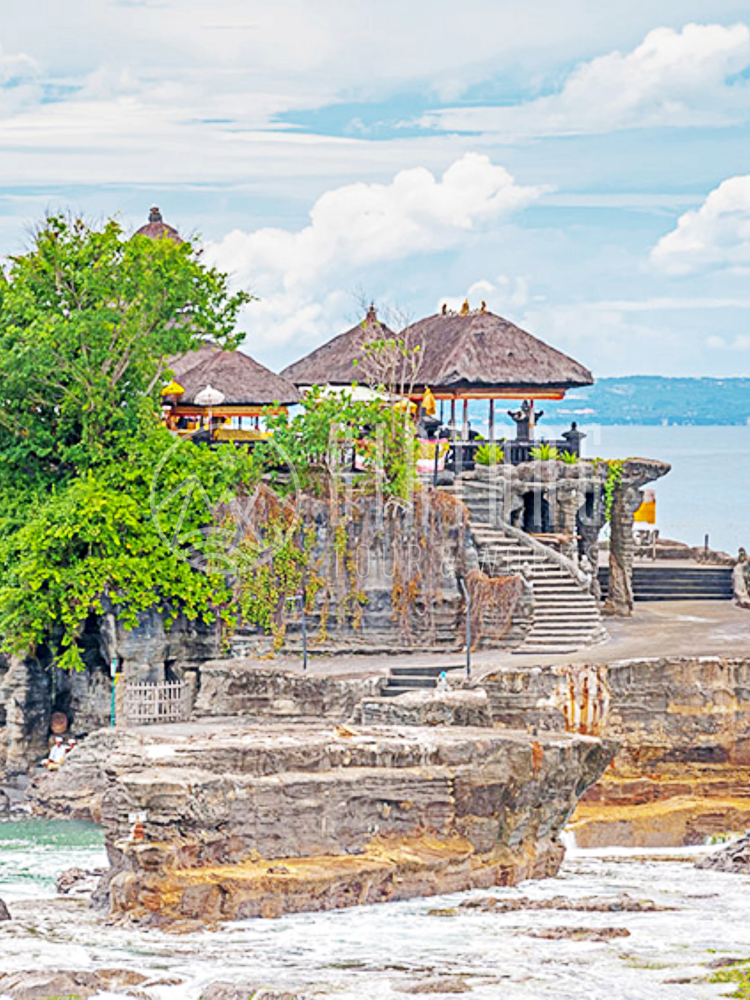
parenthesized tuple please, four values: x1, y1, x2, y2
(0, 214, 249, 484)
(257, 384, 418, 500)
(0, 215, 255, 662)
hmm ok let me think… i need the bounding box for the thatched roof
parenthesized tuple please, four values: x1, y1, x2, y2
(283, 306, 593, 394)
(134, 206, 183, 243)
(167, 346, 299, 406)
(281, 305, 395, 387)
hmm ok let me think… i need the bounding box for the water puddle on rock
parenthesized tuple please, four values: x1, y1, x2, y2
(0, 820, 748, 998)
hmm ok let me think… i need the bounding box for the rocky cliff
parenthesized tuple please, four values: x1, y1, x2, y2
(110, 723, 613, 927)
(29, 704, 614, 928)
(480, 655, 750, 847)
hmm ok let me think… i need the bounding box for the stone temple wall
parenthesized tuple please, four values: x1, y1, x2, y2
(230, 490, 530, 657)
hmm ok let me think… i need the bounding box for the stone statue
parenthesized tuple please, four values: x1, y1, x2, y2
(507, 400, 542, 441)
(561, 421, 586, 455)
(734, 548, 750, 609)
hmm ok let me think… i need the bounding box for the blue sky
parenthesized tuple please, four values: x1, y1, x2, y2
(2, 1, 750, 376)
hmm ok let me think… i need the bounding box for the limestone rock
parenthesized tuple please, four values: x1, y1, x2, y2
(201, 984, 305, 1000)
(0, 897, 10, 921)
(483, 654, 750, 848)
(0, 969, 149, 999)
(402, 978, 472, 994)
(56, 866, 106, 896)
(457, 893, 668, 913)
(52, 721, 613, 929)
(526, 926, 630, 941)
(697, 832, 750, 873)
(194, 660, 383, 721)
(357, 688, 493, 728)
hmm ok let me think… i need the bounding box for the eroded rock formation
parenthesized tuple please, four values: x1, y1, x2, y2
(697, 831, 750, 873)
(29, 714, 614, 929)
(481, 655, 750, 847)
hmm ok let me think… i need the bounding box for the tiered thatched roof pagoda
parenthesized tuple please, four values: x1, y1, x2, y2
(134, 206, 183, 243)
(133, 207, 298, 436)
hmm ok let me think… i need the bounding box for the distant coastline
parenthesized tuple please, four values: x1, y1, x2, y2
(544, 376, 750, 426)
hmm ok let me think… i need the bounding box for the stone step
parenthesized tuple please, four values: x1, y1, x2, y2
(526, 628, 605, 639)
(390, 665, 464, 678)
(469, 516, 606, 655)
(635, 593, 734, 602)
(534, 613, 600, 622)
(384, 676, 437, 690)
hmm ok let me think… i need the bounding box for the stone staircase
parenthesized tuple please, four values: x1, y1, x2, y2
(599, 565, 734, 602)
(381, 664, 466, 697)
(470, 521, 607, 654)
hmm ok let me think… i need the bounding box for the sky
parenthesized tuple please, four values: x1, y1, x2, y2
(2, 1, 750, 377)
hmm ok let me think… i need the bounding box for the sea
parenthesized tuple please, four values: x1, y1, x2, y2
(1, 820, 747, 999)
(547, 424, 750, 556)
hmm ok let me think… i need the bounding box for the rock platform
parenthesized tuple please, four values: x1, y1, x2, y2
(30, 719, 614, 929)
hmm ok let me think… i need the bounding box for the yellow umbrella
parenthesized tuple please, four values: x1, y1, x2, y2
(393, 398, 417, 415)
(422, 387, 437, 417)
(161, 380, 185, 396)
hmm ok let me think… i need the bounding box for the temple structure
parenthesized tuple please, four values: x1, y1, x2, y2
(134, 206, 183, 243)
(164, 346, 298, 440)
(283, 301, 594, 461)
(133, 208, 299, 441)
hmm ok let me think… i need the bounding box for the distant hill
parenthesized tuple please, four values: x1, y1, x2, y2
(543, 377, 750, 426)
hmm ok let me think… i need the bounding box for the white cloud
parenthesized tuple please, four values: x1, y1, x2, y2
(0, 39, 39, 115)
(419, 23, 750, 136)
(651, 175, 750, 274)
(706, 333, 750, 350)
(205, 154, 546, 350)
(518, 301, 685, 376)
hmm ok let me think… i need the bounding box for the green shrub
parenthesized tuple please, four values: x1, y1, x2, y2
(530, 443, 560, 461)
(474, 443, 505, 466)
(710, 961, 750, 997)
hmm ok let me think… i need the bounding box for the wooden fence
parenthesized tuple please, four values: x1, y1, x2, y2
(121, 680, 191, 726)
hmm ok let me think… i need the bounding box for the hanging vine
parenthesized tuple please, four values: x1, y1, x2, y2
(466, 569, 525, 649)
(603, 460, 624, 523)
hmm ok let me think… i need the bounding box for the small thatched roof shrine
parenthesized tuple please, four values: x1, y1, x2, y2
(169, 345, 299, 411)
(283, 304, 592, 401)
(134, 206, 183, 243)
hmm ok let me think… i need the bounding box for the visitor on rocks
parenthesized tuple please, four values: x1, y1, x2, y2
(42, 738, 67, 770)
(436, 671, 451, 693)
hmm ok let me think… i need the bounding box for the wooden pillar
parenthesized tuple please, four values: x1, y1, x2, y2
(450, 397, 456, 430)
(489, 399, 495, 443)
(462, 398, 469, 439)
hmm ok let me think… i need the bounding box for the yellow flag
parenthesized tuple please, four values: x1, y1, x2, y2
(422, 387, 437, 416)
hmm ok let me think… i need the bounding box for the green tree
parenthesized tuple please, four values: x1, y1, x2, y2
(257, 385, 417, 500)
(0, 214, 249, 483)
(0, 215, 256, 663)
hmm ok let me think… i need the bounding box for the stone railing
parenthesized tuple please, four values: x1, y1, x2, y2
(499, 521, 592, 589)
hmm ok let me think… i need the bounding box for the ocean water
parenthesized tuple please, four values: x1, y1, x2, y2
(0, 820, 748, 999)
(544, 424, 750, 556)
